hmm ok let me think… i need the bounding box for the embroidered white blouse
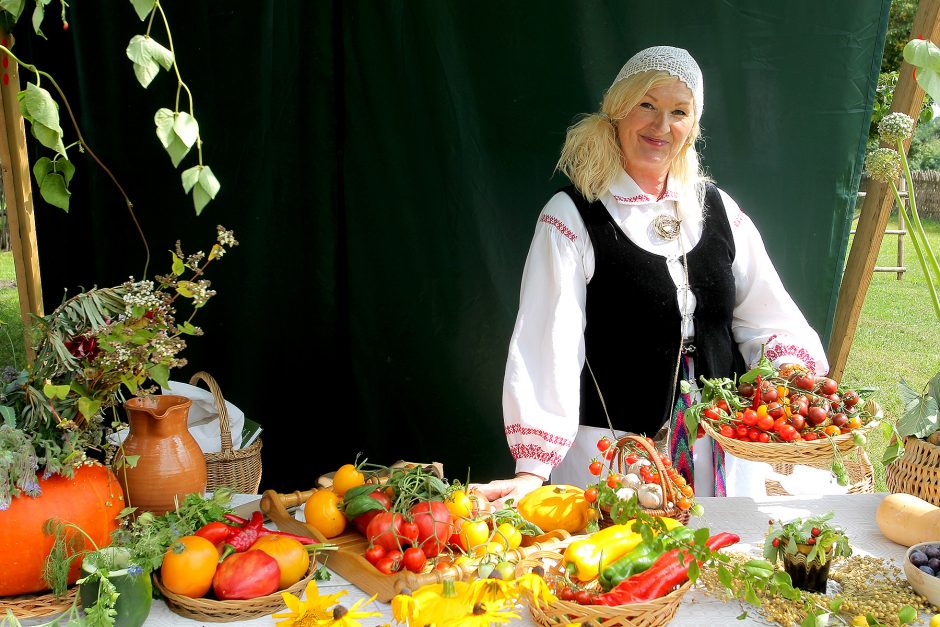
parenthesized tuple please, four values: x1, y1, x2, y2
(504, 172, 829, 480)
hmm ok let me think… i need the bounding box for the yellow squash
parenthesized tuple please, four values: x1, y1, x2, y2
(516, 484, 591, 533)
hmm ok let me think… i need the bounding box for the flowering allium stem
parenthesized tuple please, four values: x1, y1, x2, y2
(889, 180, 940, 322)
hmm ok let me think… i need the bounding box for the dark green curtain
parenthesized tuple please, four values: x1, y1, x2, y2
(18, 1, 888, 491)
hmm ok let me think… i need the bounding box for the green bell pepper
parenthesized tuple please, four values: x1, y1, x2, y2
(599, 526, 696, 590)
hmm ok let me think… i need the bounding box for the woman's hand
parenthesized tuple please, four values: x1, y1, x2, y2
(470, 472, 545, 510)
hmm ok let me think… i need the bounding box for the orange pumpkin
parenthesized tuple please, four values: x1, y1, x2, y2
(0, 462, 124, 595)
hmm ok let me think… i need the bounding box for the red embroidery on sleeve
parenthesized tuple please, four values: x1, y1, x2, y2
(539, 214, 577, 242)
(509, 444, 564, 467)
(732, 207, 745, 228)
(764, 334, 817, 375)
(504, 424, 574, 447)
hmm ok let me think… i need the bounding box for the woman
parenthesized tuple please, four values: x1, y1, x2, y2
(475, 46, 828, 507)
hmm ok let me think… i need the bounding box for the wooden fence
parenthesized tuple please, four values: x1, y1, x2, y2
(861, 171, 940, 219)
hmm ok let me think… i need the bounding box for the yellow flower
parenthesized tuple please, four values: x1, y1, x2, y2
(328, 595, 382, 627)
(391, 580, 473, 625)
(439, 601, 519, 626)
(272, 580, 347, 627)
(466, 578, 517, 606)
(513, 572, 557, 609)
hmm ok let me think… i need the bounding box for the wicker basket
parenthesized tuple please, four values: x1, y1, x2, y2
(700, 398, 881, 465)
(0, 587, 77, 619)
(189, 371, 263, 494)
(515, 549, 691, 627)
(153, 554, 316, 622)
(603, 434, 691, 526)
(886, 437, 940, 506)
(766, 450, 874, 496)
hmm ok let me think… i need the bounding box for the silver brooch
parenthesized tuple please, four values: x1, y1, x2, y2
(652, 214, 681, 241)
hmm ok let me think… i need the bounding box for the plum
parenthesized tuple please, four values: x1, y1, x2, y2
(911, 550, 929, 567)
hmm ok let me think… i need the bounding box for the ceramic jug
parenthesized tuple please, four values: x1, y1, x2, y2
(114, 394, 207, 516)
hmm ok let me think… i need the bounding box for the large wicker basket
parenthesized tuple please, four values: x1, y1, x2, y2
(189, 371, 263, 494)
(153, 554, 317, 622)
(886, 437, 940, 506)
(766, 450, 874, 496)
(604, 434, 691, 526)
(515, 550, 691, 627)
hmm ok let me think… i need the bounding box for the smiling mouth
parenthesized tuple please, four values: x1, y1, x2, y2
(641, 135, 669, 147)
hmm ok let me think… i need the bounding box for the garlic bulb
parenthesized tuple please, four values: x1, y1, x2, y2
(622, 473, 642, 489)
(615, 487, 636, 502)
(637, 483, 663, 509)
(627, 458, 651, 476)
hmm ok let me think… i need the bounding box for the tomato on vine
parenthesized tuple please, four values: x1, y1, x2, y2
(597, 437, 612, 452)
(588, 460, 604, 476)
(606, 474, 621, 488)
(584, 487, 598, 503)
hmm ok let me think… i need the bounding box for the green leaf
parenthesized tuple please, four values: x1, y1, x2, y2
(176, 281, 194, 297)
(78, 397, 102, 420)
(743, 581, 759, 606)
(899, 377, 922, 408)
(173, 111, 199, 148)
(126, 35, 175, 88)
(898, 605, 917, 625)
(904, 39, 940, 105)
(178, 321, 197, 335)
(687, 559, 699, 583)
(130, 0, 155, 20)
(928, 372, 940, 405)
(0, 405, 15, 427)
(739, 364, 774, 384)
(120, 374, 139, 395)
(717, 564, 733, 588)
(148, 363, 170, 388)
(154, 108, 196, 167)
(693, 527, 710, 546)
(171, 252, 185, 276)
(0, 0, 26, 20)
(122, 454, 141, 469)
(38, 171, 70, 210)
(192, 165, 221, 215)
(31, 0, 49, 39)
(736, 611, 749, 621)
(19, 83, 66, 155)
(42, 382, 70, 400)
(882, 439, 905, 466)
(881, 420, 895, 440)
(684, 407, 699, 444)
(897, 393, 939, 438)
(181, 165, 200, 193)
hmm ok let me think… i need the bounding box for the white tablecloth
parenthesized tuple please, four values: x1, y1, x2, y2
(139, 493, 910, 627)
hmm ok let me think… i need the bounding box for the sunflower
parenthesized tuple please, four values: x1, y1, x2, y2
(272, 580, 348, 627)
(513, 572, 557, 609)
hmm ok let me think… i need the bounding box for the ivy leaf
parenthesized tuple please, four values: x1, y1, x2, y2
(78, 397, 102, 421)
(181, 165, 220, 215)
(31, 0, 51, 39)
(120, 375, 139, 395)
(126, 35, 175, 88)
(882, 439, 905, 466)
(897, 393, 939, 438)
(0, 0, 26, 20)
(18, 83, 66, 156)
(904, 39, 940, 106)
(898, 378, 922, 408)
(154, 108, 197, 167)
(171, 252, 185, 276)
(148, 363, 170, 388)
(43, 382, 70, 400)
(32, 156, 74, 211)
(130, 0, 155, 21)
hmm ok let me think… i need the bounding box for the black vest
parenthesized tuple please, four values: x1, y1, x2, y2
(565, 184, 747, 435)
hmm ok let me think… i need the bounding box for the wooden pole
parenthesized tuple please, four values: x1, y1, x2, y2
(0, 30, 44, 363)
(827, 0, 940, 380)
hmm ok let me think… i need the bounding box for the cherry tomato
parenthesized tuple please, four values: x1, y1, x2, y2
(703, 407, 721, 421)
(445, 490, 474, 520)
(559, 587, 576, 601)
(584, 487, 598, 503)
(766, 402, 784, 419)
(831, 413, 849, 428)
(790, 415, 806, 431)
(817, 377, 838, 396)
(597, 437, 612, 452)
(846, 416, 863, 430)
(803, 432, 819, 441)
(742, 409, 758, 426)
(400, 520, 420, 546)
(735, 425, 749, 438)
(588, 461, 604, 476)
(794, 374, 816, 391)
(574, 589, 593, 605)
(719, 424, 734, 438)
(738, 382, 756, 398)
(761, 387, 778, 403)
(758, 432, 771, 443)
(824, 425, 842, 437)
(492, 522, 522, 550)
(757, 415, 775, 431)
(677, 497, 692, 510)
(401, 547, 427, 573)
(625, 453, 639, 465)
(807, 406, 828, 427)
(842, 390, 860, 408)
(607, 474, 621, 488)
(716, 399, 730, 414)
(364, 545, 386, 565)
(778, 424, 797, 441)
(460, 519, 491, 556)
(375, 555, 400, 575)
(681, 484, 694, 497)
(748, 428, 760, 441)
(603, 446, 616, 461)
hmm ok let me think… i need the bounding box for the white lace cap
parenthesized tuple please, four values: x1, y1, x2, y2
(611, 46, 703, 121)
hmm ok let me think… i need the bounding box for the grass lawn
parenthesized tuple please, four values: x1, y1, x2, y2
(842, 215, 940, 491)
(0, 250, 25, 368)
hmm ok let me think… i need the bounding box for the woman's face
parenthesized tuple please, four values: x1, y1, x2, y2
(616, 79, 695, 183)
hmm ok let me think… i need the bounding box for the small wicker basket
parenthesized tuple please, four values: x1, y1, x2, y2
(886, 437, 940, 506)
(153, 554, 317, 622)
(0, 587, 77, 619)
(515, 549, 691, 627)
(603, 434, 691, 526)
(189, 371, 263, 495)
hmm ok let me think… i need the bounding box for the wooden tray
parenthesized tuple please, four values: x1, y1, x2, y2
(259, 488, 575, 602)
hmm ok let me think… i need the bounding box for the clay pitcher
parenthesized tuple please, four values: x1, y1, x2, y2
(114, 395, 207, 516)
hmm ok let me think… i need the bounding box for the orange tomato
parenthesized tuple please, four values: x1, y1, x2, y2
(249, 535, 311, 589)
(445, 490, 474, 520)
(846, 416, 863, 430)
(160, 536, 219, 598)
(332, 464, 365, 497)
(304, 489, 346, 538)
(824, 425, 842, 437)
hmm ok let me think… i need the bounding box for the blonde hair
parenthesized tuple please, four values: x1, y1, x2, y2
(556, 70, 708, 207)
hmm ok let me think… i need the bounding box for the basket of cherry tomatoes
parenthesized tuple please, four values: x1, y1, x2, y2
(685, 362, 880, 471)
(586, 435, 699, 527)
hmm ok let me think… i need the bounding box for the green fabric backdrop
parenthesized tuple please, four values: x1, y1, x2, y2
(18, 1, 888, 490)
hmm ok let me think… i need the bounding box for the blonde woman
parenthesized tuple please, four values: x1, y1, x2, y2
(475, 46, 827, 507)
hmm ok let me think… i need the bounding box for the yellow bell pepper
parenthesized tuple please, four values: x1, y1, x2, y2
(517, 484, 591, 533)
(562, 517, 684, 583)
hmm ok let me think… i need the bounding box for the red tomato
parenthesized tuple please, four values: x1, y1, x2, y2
(353, 490, 393, 535)
(748, 428, 760, 441)
(831, 413, 849, 428)
(803, 432, 819, 441)
(603, 446, 616, 461)
(738, 382, 756, 398)
(719, 424, 734, 438)
(597, 438, 612, 452)
(790, 415, 806, 431)
(366, 512, 404, 552)
(761, 387, 778, 403)
(625, 454, 639, 465)
(589, 461, 604, 476)
(607, 474, 621, 488)
(767, 402, 785, 419)
(842, 390, 860, 408)
(735, 425, 749, 438)
(374, 555, 400, 574)
(400, 520, 420, 546)
(584, 487, 598, 503)
(703, 407, 721, 421)
(807, 406, 828, 427)
(757, 415, 775, 431)
(758, 432, 771, 443)
(816, 377, 838, 396)
(402, 547, 427, 573)
(742, 409, 758, 426)
(778, 424, 798, 441)
(574, 589, 594, 605)
(794, 374, 815, 391)
(364, 545, 385, 565)
(408, 501, 452, 558)
(716, 400, 730, 414)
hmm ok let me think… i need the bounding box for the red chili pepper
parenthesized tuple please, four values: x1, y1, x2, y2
(594, 532, 740, 605)
(751, 375, 762, 409)
(195, 521, 235, 545)
(222, 511, 317, 551)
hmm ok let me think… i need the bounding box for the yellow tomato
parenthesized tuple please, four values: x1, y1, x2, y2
(460, 520, 490, 556)
(491, 522, 522, 550)
(332, 463, 365, 497)
(249, 535, 310, 589)
(930, 615, 940, 627)
(485, 542, 506, 555)
(446, 490, 474, 520)
(304, 489, 346, 538)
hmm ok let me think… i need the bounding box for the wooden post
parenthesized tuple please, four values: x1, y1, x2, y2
(827, 0, 940, 380)
(0, 30, 44, 363)
(898, 179, 906, 280)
